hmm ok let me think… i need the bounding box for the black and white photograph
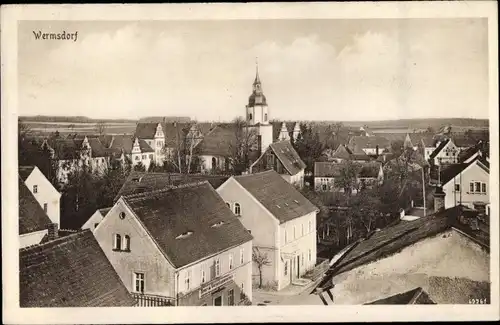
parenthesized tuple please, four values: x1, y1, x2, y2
(2, 1, 498, 323)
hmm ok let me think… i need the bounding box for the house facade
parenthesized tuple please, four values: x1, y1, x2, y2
(429, 139, 461, 165)
(108, 136, 155, 171)
(217, 170, 318, 291)
(134, 122, 166, 165)
(19, 166, 61, 225)
(314, 161, 383, 193)
(94, 182, 253, 306)
(439, 157, 490, 210)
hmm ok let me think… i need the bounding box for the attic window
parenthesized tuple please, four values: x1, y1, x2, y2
(132, 177, 142, 183)
(119, 212, 126, 219)
(211, 221, 225, 228)
(293, 200, 299, 204)
(284, 203, 289, 207)
(276, 205, 281, 209)
(176, 231, 193, 239)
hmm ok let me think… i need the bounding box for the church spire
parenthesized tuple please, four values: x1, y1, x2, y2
(253, 57, 261, 87)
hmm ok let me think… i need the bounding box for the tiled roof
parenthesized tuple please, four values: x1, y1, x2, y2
(19, 166, 35, 181)
(452, 135, 481, 148)
(429, 139, 450, 159)
(138, 139, 154, 153)
(268, 140, 306, 176)
(51, 139, 81, 160)
(161, 122, 191, 147)
(123, 182, 252, 268)
(196, 125, 237, 156)
(458, 141, 489, 163)
(88, 138, 108, 157)
(234, 170, 318, 223)
(114, 171, 229, 202)
(348, 135, 390, 151)
(135, 123, 158, 139)
(19, 229, 135, 307)
(332, 145, 353, 160)
(109, 135, 133, 154)
(314, 162, 343, 178)
(365, 287, 435, 304)
(358, 162, 382, 178)
(439, 156, 489, 185)
(19, 176, 52, 235)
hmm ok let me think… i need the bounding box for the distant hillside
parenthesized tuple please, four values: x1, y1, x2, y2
(19, 115, 137, 123)
(303, 118, 489, 130)
(138, 116, 191, 123)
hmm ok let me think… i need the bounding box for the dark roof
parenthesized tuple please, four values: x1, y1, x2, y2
(458, 141, 489, 163)
(358, 162, 382, 178)
(234, 170, 318, 223)
(109, 135, 133, 154)
(452, 135, 481, 148)
(114, 171, 230, 202)
(314, 162, 343, 178)
(19, 166, 35, 181)
(88, 138, 108, 157)
(439, 156, 489, 185)
(98, 207, 112, 216)
(271, 121, 296, 141)
(429, 139, 450, 159)
(19, 177, 52, 235)
(50, 139, 81, 160)
(196, 125, 237, 156)
(123, 182, 252, 268)
(365, 287, 435, 304)
(348, 135, 390, 150)
(332, 144, 353, 160)
(19, 229, 135, 307)
(138, 139, 154, 153)
(135, 122, 158, 139)
(268, 140, 306, 176)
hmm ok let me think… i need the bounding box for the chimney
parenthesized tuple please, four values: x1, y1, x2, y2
(433, 187, 446, 213)
(376, 145, 379, 156)
(47, 223, 59, 241)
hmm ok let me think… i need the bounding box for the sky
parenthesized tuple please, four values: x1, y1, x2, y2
(18, 18, 489, 121)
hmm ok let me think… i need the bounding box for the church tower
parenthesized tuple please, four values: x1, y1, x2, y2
(246, 60, 273, 154)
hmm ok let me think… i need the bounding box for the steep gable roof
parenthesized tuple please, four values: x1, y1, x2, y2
(234, 170, 318, 223)
(109, 135, 134, 154)
(440, 156, 489, 186)
(429, 139, 450, 160)
(88, 138, 108, 157)
(138, 139, 154, 153)
(268, 140, 306, 176)
(135, 123, 158, 139)
(19, 177, 52, 235)
(348, 135, 390, 151)
(122, 182, 252, 268)
(19, 229, 135, 307)
(332, 144, 353, 160)
(19, 166, 35, 181)
(114, 171, 229, 202)
(365, 287, 435, 304)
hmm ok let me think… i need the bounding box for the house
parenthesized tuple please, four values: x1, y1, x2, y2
(217, 170, 318, 291)
(428, 138, 461, 165)
(313, 161, 383, 193)
(20, 229, 136, 307)
(348, 135, 390, 156)
(311, 201, 490, 305)
(365, 287, 435, 304)
(81, 207, 111, 232)
(196, 125, 238, 173)
(400, 133, 437, 160)
(437, 156, 489, 210)
(134, 122, 166, 165)
(113, 171, 230, 202)
(249, 140, 306, 188)
(323, 144, 371, 163)
(108, 135, 155, 170)
(19, 176, 55, 248)
(19, 166, 61, 225)
(458, 140, 490, 163)
(93, 181, 253, 306)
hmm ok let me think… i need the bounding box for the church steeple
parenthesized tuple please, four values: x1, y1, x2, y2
(253, 58, 262, 93)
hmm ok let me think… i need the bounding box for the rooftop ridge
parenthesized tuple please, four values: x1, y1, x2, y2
(20, 229, 88, 253)
(235, 169, 275, 178)
(123, 180, 211, 200)
(129, 171, 232, 177)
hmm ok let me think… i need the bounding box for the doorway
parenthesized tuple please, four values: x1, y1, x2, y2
(296, 255, 300, 278)
(213, 295, 223, 306)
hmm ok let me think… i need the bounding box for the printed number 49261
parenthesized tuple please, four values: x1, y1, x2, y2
(469, 298, 488, 304)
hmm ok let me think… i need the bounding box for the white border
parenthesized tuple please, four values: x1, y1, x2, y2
(2, 1, 499, 323)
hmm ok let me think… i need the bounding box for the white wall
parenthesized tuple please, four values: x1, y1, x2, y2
(443, 162, 489, 209)
(81, 210, 104, 232)
(24, 167, 61, 225)
(19, 230, 48, 249)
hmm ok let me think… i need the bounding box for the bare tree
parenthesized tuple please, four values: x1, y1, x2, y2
(252, 248, 271, 289)
(229, 117, 258, 175)
(163, 122, 201, 174)
(95, 121, 107, 136)
(334, 159, 362, 198)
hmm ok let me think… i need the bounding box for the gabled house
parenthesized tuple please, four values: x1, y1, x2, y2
(19, 176, 56, 248)
(217, 170, 318, 291)
(348, 135, 390, 156)
(437, 156, 489, 210)
(323, 144, 371, 163)
(81, 207, 111, 232)
(311, 203, 489, 305)
(458, 140, 490, 164)
(249, 140, 306, 188)
(196, 125, 237, 173)
(20, 229, 136, 307)
(93, 182, 253, 306)
(113, 171, 230, 203)
(313, 161, 383, 193)
(272, 121, 301, 143)
(108, 135, 154, 170)
(19, 166, 61, 225)
(428, 138, 461, 165)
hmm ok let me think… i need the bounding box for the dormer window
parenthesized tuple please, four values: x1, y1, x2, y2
(211, 221, 225, 228)
(176, 231, 193, 239)
(234, 203, 241, 216)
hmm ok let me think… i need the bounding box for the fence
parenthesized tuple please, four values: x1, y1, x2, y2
(132, 293, 174, 307)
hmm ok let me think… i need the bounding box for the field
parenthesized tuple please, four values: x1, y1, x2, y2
(23, 121, 137, 136)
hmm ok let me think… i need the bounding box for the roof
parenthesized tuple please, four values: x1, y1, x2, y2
(114, 171, 230, 202)
(268, 140, 306, 176)
(135, 122, 159, 139)
(234, 170, 318, 223)
(358, 162, 382, 178)
(138, 139, 154, 153)
(19, 176, 52, 235)
(458, 141, 489, 163)
(271, 121, 296, 141)
(332, 144, 353, 160)
(50, 139, 81, 160)
(452, 135, 481, 148)
(98, 207, 112, 216)
(109, 135, 134, 154)
(439, 156, 489, 185)
(365, 287, 435, 304)
(88, 138, 108, 157)
(123, 182, 253, 268)
(314, 162, 343, 178)
(196, 125, 237, 156)
(429, 139, 450, 159)
(19, 229, 135, 307)
(348, 135, 390, 151)
(19, 166, 35, 181)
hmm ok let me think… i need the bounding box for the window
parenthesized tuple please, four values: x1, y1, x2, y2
(308, 249, 312, 262)
(135, 156, 140, 161)
(43, 203, 48, 213)
(284, 261, 288, 275)
(215, 258, 221, 277)
(454, 184, 460, 192)
(240, 248, 244, 264)
(226, 202, 231, 209)
(212, 157, 217, 168)
(134, 272, 145, 293)
(149, 154, 153, 159)
(264, 113, 268, 121)
(240, 283, 245, 300)
(248, 113, 253, 120)
(234, 203, 241, 216)
(123, 235, 131, 251)
(470, 182, 474, 193)
(185, 270, 191, 291)
(201, 265, 206, 284)
(228, 289, 235, 306)
(475, 182, 481, 192)
(113, 234, 122, 250)
(322, 184, 327, 191)
(470, 181, 487, 193)
(229, 253, 234, 270)
(33, 185, 38, 193)
(142, 155, 146, 160)
(482, 183, 487, 193)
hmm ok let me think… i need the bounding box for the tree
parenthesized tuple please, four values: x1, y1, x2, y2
(252, 248, 271, 289)
(162, 122, 202, 174)
(95, 121, 107, 136)
(334, 160, 362, 197)
(229, 117, 258, 175)
(133, 161, 146, 172)
(350, 188, 383, 235)
(293, 123, 324, 173)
